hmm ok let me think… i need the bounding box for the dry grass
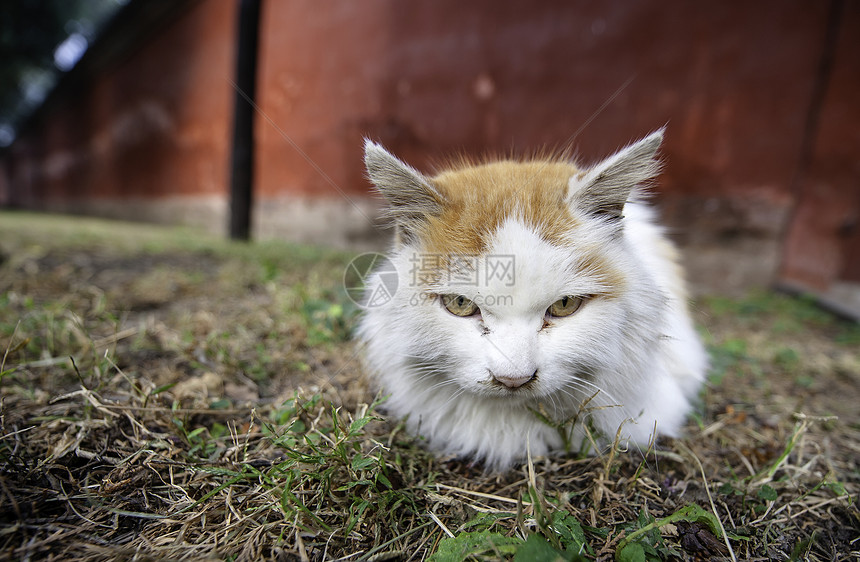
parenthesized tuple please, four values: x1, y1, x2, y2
(0, 211, 857, 561)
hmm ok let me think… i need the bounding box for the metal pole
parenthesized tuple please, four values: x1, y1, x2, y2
(228, 0, 261, 240)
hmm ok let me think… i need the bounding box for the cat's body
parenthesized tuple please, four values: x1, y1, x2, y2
(358, 130, 706, 470)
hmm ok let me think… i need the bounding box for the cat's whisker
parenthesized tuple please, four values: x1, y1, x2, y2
(555, 385, 588, 406)
(434, 386, 469, 415)
(565, 376, 657, 459)
(407, 365, 447, 376)
(562, 376, 616, 405)
(421, 378, 461, 394)
(558, 379, 656, 457)
(544, 391, 562, 418)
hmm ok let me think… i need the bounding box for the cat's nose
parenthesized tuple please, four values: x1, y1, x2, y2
(492, 369, 537, 389)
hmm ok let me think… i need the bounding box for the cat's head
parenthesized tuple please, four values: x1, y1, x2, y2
(361, 132, 665, 404)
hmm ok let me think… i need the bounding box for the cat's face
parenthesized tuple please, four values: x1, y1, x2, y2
(362, 131, 664, 409)
(392, 214, 634, 407)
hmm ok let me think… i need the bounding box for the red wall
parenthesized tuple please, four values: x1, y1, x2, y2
(2, 0, 858, 292)
(255, 0, 828, 204)
(781, 0, 860, 287)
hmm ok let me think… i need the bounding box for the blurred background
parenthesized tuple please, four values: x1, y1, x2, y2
(0, 0, 857, 306)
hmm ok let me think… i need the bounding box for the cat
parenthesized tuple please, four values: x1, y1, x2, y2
(357, 129, 707, 471)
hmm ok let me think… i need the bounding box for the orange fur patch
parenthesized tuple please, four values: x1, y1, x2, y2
(576, 247, 627, 298)
(411, 159, 628, 296)
(421, 160, 580, 257)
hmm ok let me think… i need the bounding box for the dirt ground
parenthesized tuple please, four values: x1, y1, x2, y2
(0, 212, 858, 561)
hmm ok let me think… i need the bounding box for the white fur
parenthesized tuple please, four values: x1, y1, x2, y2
(358, 135, 707, 471)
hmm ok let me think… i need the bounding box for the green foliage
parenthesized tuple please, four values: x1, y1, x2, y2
(615, 504, 721, 562)
(549, 511, 590, 556)
(513, 534, 587, 562)
(756, 484, 778, 502)
(429, 530, 520, 561)
(430, 483, 594, 561)
(706, 338, 750, 385)
(704, 292, 827, 327)
(298, 292, 356, 345)
(261, 394, 415, 535)
(434, 494, 715, 561)
(703, 291, 860, 343)
(460, 512, 514, 533)
(773, 347, 800, 370)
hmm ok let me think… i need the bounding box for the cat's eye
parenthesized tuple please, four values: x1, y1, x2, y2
(547, 296, 584, 317)
(441, 295, 480, 317)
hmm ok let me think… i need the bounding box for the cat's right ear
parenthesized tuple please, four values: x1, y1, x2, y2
(566, 129, 663, 222)
(364, 139, 445, 237)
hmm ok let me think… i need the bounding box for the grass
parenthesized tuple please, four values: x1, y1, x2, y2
(1, 210, 858, 560)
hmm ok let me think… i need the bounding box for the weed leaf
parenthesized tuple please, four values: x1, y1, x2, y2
(429, 530, 520, 561)
(513, 534, 587, 561)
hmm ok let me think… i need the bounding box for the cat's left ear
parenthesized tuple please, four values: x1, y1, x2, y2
(364, 139, 446, 238)
(566, 129, 664, 221)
